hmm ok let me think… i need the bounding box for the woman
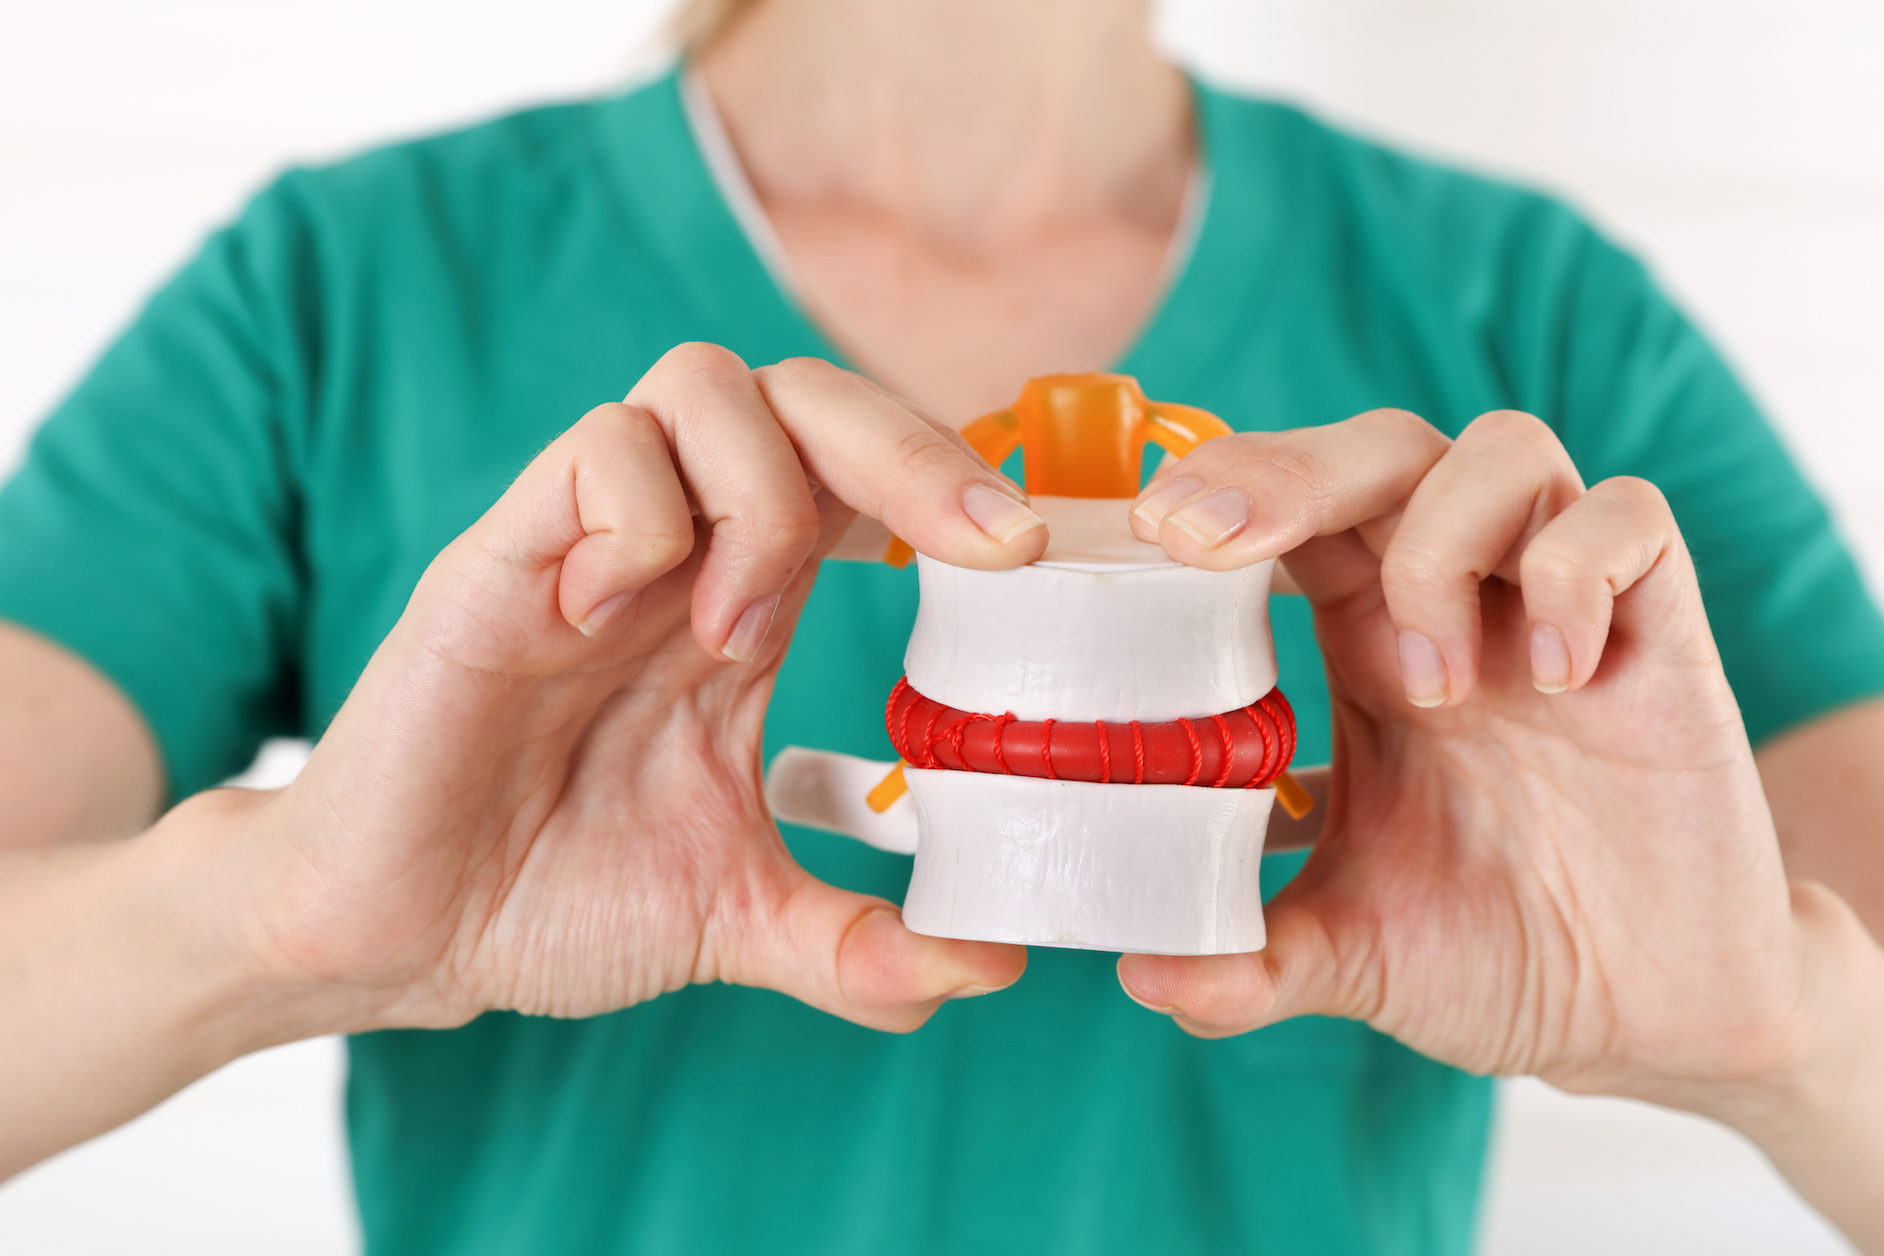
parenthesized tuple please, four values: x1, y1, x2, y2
(1, 0, 1881, 1251)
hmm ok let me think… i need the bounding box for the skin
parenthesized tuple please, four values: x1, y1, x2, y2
(1, 0, 1880, 1245)
(0, 623, 162, 845)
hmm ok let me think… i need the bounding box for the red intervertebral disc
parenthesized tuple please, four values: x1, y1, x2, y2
(884, 678, 1296, 789)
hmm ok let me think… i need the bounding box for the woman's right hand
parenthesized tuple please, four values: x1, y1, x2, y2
(6, 345, 1046, 1176)
(169, 347, 1044, 1038)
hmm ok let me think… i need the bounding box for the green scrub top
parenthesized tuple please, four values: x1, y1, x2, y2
(3, 69, 1881, 1256)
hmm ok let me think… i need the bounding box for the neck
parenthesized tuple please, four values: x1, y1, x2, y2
(695, 0, 1193, 255)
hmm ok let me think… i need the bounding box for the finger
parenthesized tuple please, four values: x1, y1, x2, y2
(751, 358, 1049, 570)
(1115, 898, 1363, 1038)
(626, 343, 829, 661)
(719, 860, 1028, 1033)
(1518, 475, 1709, 693)
(453, 401, 697, 644)
(1377, 410, 1584, 706)
(1127, 409, 1450, 579)
(553, 403, 698, 633)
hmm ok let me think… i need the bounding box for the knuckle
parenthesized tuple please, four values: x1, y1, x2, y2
(1242, 436, 1330, 507)
(1260, 440, 1327, 487)
(644, 343, 754, 412)
(1186, 430, 1273, 481)
(890, 424, 967, 479)
(1517, 537, 1587, 588)
(631, 516, 698, 569)
(762, 500, 825, 556)
(578, 399, 633, 428)
(659, 340, 749, 378)
(1367, 407, 1449, 452)
(1220, 431, 1276, 454)
(580, 401, 662, 448)
(755, 356, 841, 392)
(1378, 544, 1456, 600)
(1462, 409, 1569, 465)
(726, 492, 823, 564)
(1464, 408, 1554, 446)
(1458, 410, 1581, 493)
(1599, 475, 1671, 519)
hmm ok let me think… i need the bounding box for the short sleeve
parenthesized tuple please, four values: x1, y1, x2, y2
(0, 182, 314, 798)
(1504, 219, 1884, 744)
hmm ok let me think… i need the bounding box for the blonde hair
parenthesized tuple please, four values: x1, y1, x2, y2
(669, 0, 762, 56)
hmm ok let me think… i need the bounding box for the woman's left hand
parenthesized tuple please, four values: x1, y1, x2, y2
(1119, 409, 1884, 1242)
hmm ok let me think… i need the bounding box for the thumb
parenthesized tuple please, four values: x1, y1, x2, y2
(718, 861, 1028, 1033)
(1115, 897, 1367, 1038)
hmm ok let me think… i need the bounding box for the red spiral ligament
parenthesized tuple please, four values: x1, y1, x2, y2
(1178, 718, 1203, 786)
(887, 676, 911, 749)
(884, 678, 1296, 790)
(1243, 701, 1274, 790)
(1209, 712, 1235, 789)
(918, 702, 946, 769)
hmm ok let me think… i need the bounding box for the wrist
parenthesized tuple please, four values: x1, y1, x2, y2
(139, 786, 408, 1051)
(1698, 882, 1884, 1247)
(0, 790, 378, 1177)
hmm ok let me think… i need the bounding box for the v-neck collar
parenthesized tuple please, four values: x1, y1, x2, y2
(677, 67, 812, 309)
(586, 68, 1297, 411)
(587, 68, 842, 368)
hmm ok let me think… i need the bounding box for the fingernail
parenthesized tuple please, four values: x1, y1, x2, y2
(1132, 476, 1202, 528)
(1530, 624, 1571, 694)
(578, 591, 632, 637)
(962, 483, 1046, 544)
(945, 983, 1003, 1000)
(722, 592, 781, 662)
(1397, 631, 1450, 707)
(1165, 490, 1251, 549)
(1121, 988, 1177, 1015)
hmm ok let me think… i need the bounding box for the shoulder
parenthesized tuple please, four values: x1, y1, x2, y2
(226, 70, 684, 272)
(1198, 81, 1636, 316)
(1203, 82, 1592, 253)
(1198, 80, 1688, 429)
(251, 97, 607, 247)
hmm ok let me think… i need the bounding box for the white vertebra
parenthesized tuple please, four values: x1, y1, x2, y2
(904, 497, 1277, 722)
(902, 769, 1274, 955)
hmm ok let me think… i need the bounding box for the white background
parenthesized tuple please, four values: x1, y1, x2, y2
(0, 1, 1876, 1252)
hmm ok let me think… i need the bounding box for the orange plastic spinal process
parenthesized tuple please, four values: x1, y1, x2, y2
(881, 373, 1234, 568)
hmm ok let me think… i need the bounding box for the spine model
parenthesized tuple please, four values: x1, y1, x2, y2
(873, 375, 1304, 956)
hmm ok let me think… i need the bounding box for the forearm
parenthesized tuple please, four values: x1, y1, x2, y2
(1758, 699, 1884, 943)
(0, 790, 361, 1180)
(0, 620, 165, 850)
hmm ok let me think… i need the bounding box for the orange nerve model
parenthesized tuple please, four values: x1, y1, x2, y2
(882, 372, 1245, 564)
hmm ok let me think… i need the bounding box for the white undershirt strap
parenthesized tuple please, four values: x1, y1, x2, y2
(679, 67, 808, 304)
